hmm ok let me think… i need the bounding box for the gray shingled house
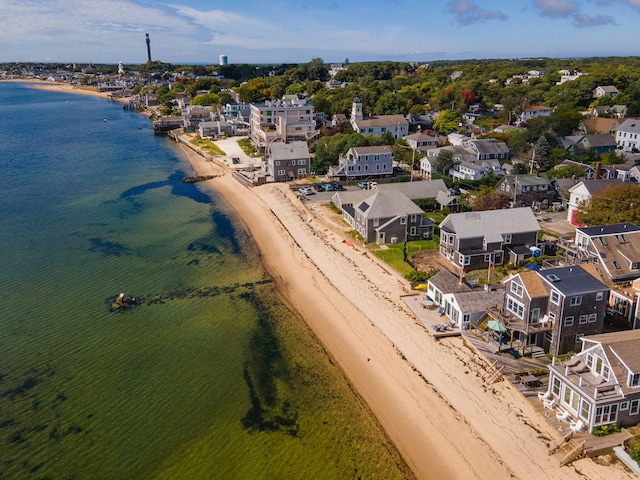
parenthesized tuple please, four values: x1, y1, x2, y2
(439, 207, 541, 272)
(264, 141, 310, 182)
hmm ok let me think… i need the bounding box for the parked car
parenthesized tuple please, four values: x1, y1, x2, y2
(322, 183, 334, 191)
(298, 187, 314, 195)
(357, 181, 368, 189)
(313, 184, 324, 192)
(332, 182, 344, 191)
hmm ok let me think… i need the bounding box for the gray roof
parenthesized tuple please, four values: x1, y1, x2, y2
(452, 287, 505, 314)
(503, 174, 552, 187)
(270, 141, 310, 161)
(428, 269, 471, 294)
(583, 329, 640, 372)
(352, 115, 408, 128)
(579, 223, 640, 237)
(466, 139, 510, 155)
(573, 178, 624, 195)
(440, 207, 540, 243)
(357, 190, 424, 219)
(538, 265, 608, 295)
(617, 118, 640, 134)
(351, 145, 393, 155)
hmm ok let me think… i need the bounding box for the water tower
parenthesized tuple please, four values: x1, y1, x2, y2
(219, 54, 228, 66)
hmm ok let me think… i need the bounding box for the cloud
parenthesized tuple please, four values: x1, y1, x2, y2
(446, 1, 508, 25)
(572, 14, 616, 26)
(532, 0, 579, 18)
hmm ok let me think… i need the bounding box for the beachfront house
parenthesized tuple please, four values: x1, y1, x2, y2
(547, 329, 640, 433)
(493, 266, 609, 357)
(439, 208, 541, 273)
(264, 141, 311, 182)
(328, 145, 394, 179)
(343, 189, 433, 245)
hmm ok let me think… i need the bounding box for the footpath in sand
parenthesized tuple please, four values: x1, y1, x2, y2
(180, 145, 634, 480)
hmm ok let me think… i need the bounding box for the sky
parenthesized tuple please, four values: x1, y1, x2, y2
(2, 0, 640, 65)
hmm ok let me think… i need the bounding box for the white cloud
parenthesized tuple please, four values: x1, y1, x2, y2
(447, 0, 508, 25)
(532, 0, 579, 18)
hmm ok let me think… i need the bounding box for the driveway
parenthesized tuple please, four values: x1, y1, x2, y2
(213, 136, 262, 169)
(536, 211, 576, 237)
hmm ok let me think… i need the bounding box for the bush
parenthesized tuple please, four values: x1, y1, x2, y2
(593, 424, 620, 437)
(405, 269, 438, 282)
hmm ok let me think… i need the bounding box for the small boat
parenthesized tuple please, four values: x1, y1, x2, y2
(102, 118, 107, 122)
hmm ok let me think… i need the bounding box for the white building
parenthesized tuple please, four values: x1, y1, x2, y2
(615, 118, 640, 152)
(249, 96, 318, 150)
(349, 98, 408, 139)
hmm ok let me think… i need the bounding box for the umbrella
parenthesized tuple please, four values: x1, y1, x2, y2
(487, 320, 507, 332)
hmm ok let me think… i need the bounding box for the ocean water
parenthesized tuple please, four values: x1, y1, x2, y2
(0, 82, 412, 479)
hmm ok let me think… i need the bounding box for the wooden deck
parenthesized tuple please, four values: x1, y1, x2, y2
(402, 295, 461, 339)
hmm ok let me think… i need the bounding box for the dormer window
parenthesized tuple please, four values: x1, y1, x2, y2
(502, 234, 512, 244)
(629, 372, 640, 387)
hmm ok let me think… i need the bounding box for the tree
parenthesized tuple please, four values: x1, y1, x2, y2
(576, 183, 640, 225)
(473, 187, 512, 211)
(190, 93, 220, 106)
(535, 135, 551, 170)
(433, 109, 461, 133)
(433, 149, 454, 175)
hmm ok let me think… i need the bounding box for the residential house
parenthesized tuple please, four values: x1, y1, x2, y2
(442, 284, 505, 330)
(342, 189, 434, 244)
(590, 105, 627, 118)
(198, 120, 231, 138)
(328, 145, 394, 179)
(497, 265, 609, 357)
(421, 139, 508, 181)
(350, 97, 408, 139)
(496, 174, 559, 209)
(557, 70, 587, 85)
(547, 329, 640, 433)
(249, 96, 318, 150)
(439, 207, 541, 272)
(517, 103, 552, 126)
(332, 179, 453, 217)
(593, 85, 620, 98)
(263, 141, 310, 182)
(404, 132, 439, 150)
(566, 179, 625, 225)
(580, 117, 621, 135)
(553, 160, 618, 181)
(559, 134, 617, 155)
(615, 118, 640, 152)
(560, 223, 640, 322)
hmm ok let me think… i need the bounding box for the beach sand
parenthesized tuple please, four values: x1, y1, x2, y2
(177, 144, 635, 480)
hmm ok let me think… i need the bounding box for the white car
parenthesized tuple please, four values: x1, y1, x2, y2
(298, 187, 314, 195)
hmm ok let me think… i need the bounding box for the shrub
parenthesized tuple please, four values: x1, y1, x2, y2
(405, 269, 438, 282)
(593, 424, 620, 437)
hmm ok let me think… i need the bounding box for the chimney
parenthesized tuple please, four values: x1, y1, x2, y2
(459, 270, 466, 284)
(594, 161, 601, 180)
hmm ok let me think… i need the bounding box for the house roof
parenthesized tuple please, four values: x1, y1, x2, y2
(466, 139, 510, 155)
(352, 115, 408, 129)
(578, 223, 640, 281)
(439, 207, 540, 242)
(452, 287, 505, 314)
(617, 118, 640, 134)
(518, 270, 549, 298)
(350, 145, 393, 156)
(538, 265, 608, 296)
(502, 174, 552, 187)
(581, 117, 619, 134)
(572, 178, 625, 195)
(357, 190, 424, 219)
(582, 329, 640, 372)
(332, 180, 449, 208)
(270, 141, 310, 161)
(585, 134, 617, 148)
(596, 85, 619, 94)
(404, 132, 437, 142)
(428, 269, 471, 294)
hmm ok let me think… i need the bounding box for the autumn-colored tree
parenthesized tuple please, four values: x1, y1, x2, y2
(473, 187, 512, 211)
(459, 89, 475, 104)
(575, 183, 640, 225)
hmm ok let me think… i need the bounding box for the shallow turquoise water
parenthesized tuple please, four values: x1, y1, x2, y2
(0, 82, 412, 480)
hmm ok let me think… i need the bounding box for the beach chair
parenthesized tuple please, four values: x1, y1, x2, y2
(556, 410, 570, 422)
(543, 398, 556, 410)
(537, 390, 551, 401)
(570, 419, 584, 433)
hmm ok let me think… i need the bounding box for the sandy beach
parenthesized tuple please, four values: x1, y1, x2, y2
(176, 143, 635, 480)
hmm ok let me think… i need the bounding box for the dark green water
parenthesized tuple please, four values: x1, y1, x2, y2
(0, 82, 412, 479)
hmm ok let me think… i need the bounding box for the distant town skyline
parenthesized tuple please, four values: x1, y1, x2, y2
(2, 0, 640, 65)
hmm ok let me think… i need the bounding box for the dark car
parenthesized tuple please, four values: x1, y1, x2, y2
(313, 184, 324, 192)
(332, 182, 344, 191)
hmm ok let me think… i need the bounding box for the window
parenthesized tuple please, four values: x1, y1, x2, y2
(277, 170, 285, 176)
(298, 159, 306, 165)
(410, 226, 416, 236)
(510, 282, 524, 297)
(550, 291, 560, 305)
(411, 215, 417, 223)
(373, 218, 379, 227)
(562, 386, 580, 412)
(595, 404, 618, 425)
(621, 402, 629, 411)
(530, 308, 540, 325)
(297, 168, 306, 175)
(629, 373, 640, 387)
(564, 316, 574, 327)
(598, 237, 608, 246)
(400, 217, 406, 225)
(507, 297, 524, 318)
(631, 400, 640, 415)
(552, 376, 561, 396)
(588, 313, 597, 323)
(596, 292, 604, 301)
(484, 254, 491, 262)
(502, 234, 512, 244)
(459, 255, 470, 266)
(570, 296, 582, 306)
(586, 353, 593, 369)
(580, 399, 591, 420)
(579, 315, 588, 325)
(275, 161, 281, 166)
(613, 261, 621, 269)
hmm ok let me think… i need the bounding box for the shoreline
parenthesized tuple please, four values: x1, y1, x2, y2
(14, 81, 634, 478)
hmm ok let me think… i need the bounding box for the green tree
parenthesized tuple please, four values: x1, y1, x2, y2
(433, 149, 454, 174)
(190, 93, 220, 106)
(576, 183, 640, 225)
(473, 187, 512, 211)
(433, 109, 460, 133)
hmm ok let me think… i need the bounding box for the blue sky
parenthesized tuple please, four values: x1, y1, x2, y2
(2, 0, 640, 64)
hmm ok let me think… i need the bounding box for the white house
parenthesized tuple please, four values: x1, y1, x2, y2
(566, 179, 625, 225)
(615, 118, 640, 152)
(328, 145, 394, 179)
(350, 98, 408, 139)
